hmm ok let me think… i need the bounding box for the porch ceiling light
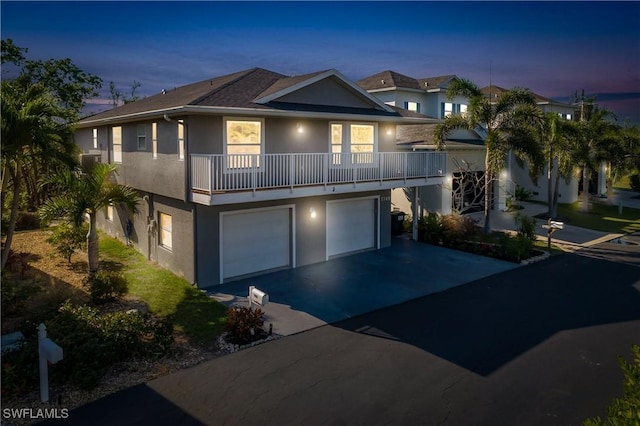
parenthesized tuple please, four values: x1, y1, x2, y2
(297, 123, 304, 133)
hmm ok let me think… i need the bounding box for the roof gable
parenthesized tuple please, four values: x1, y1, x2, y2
(356, 70, 422, 91)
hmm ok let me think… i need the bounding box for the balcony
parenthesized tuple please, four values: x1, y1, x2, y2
(190, 151, 447, 205)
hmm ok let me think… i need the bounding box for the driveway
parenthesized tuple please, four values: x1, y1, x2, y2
(206, 237, 518, 335)
(55, 250, 640, 426)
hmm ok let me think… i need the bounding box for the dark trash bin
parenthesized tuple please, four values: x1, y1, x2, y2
(391, 211, 406, 235)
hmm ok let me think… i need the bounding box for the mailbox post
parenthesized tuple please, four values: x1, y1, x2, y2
(38, 323, 63, 403)
(248, 286, 269, 310)
(542, 219, 564, 248)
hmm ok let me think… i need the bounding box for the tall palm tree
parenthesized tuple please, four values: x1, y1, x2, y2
(572, 106, 618, 212)
(539, 113, 577, 218)
(1, 80, 77, 269)
(39, 163, 139, 275)
(434, 78, 543, 232)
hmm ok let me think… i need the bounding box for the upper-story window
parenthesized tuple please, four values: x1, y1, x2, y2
(178, 120, 185, 161)
(152, 123, 158, 159)
(112, 126, 122, 163)
(92, 128, 98, 149)
(330, 122, 376, 165)
(404, 101, 420, 113)
(224, 118, 263, 168)
(441, 102, 468, 118)
(137, 124, 146, 150)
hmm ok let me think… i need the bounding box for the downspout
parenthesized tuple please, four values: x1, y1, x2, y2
(163, 114, 198, 287)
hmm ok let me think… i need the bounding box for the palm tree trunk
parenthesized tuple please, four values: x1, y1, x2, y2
(581, 166, 590, 212)
(87, 212, 99, 275)
(551, 169, 561, 219)
(547, 155, 553, 218)
(483, 170, 492, 233)
(1, 164, 21, 269)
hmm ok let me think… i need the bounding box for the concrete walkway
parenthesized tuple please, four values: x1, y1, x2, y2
(468, 201, 624, 252)
(206, 238, 517, 336)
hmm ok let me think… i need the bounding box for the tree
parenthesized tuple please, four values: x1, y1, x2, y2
(572, 105, 619, 212)
(1, 39, 102, 268)
(434, 79, 544, 232)
(39, 163, 139, 275)
(539, 113, 578, 218)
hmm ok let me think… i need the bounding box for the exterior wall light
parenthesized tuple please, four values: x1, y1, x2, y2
(297, 123, 304, 133)
(309, 208, 317, 219)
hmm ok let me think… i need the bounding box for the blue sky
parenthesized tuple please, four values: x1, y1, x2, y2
(2, 1, 639, 123)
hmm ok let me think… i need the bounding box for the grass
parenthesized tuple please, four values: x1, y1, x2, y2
(533, 239, 565, 255)
(556, 202, 640, 234)
(99, 236, 227, 345)
(613, 175, 633, 190)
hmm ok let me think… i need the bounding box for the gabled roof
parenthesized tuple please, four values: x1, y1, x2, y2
(480, 85, 573, 107)
(356, 70, 423, 91)
(79, 67, 420, 127)
(396, 124, 483, 147)
(416, 75, 457, 91)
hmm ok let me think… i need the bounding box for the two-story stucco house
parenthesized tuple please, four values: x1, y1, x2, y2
(358, 70, 582, 216)
(75, 68, 446, 287)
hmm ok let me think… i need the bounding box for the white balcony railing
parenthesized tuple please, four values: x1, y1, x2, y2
(191, 151, 446, 194)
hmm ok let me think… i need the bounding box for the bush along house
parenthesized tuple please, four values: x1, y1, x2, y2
(75, 68, 446, 287)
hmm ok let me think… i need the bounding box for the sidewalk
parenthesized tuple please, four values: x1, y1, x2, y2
(467, 201, 622, 252)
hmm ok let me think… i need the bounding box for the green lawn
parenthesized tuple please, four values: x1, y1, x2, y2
(99, 236, 227, 345)
(556, 202, 640, 234)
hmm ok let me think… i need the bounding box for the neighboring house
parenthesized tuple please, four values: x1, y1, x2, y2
(75, 68, 446, 286)
(358, 71, 581, 216)
(358, 70, 484, 216)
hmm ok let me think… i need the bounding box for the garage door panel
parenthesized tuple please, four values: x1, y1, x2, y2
(222, 208, 290, 280)
(327, 198, 376, 257)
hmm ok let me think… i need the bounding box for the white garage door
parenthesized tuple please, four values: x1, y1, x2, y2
(327, 198, 377, 258)
(221, 207, 291, 280)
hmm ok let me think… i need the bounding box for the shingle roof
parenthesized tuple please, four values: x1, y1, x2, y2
(416, 75, 457, 90)
(356, 70, 423, 91)
(480, 85, 572, 106)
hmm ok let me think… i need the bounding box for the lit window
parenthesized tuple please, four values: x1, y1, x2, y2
(152, 123, 157, 158)
(112, 126, 122, 163)
(460, 104, 468, 115)
(159, 212, 172, 250)
(92, 128, 98, 149)
(106, 204, 114, 221)
(137, 124, 146, 150)
(224, 118, 263, 168)
(404, 101, 420, 113)
(330, 122, 376, 164)
(178, 120, 185, 161)
(442, 103, 466, 118)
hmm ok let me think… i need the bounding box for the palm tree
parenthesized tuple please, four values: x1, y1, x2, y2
(39, 163, 139, 275)
(539, 113, 577, 218)
(572, 106, 618, 212)
(434, 78, 543, 232)
(1, 80, 77, 269)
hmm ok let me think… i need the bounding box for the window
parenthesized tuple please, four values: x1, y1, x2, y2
(137, 124, 146, 150)
(441, 103, 468, 118)
(330, 122, 376, 165)
(159, 212, 172, 250)
(152, 123, 158, 158)
(178, 120, 185, 160)
(112, 126, 122, 163)
(92, 128, 98, 149)
(224, 118, 263, 168)
(106, 204, 114, 221)
(404, 101, 420, 113)
(559, 113, 572, 121)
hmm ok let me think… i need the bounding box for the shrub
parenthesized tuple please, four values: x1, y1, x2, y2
(514, 186, 532, 202)
(15, 211, 40, 231)
(630, 174, 640, 192)
(418, 212, 443, 244)
(440, 213, 478, 248)
(47, 222, 87, 263)
(4, 249, 29, 278)
(85, 270, 128, 304)
(225, 306, 265, 343)
(504, 235, 534, 262)
(514, 212, 537, 242)
(0, 274, 40, 317)
(584, 344, 640, 426)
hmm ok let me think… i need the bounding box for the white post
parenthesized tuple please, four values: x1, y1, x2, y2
(38, 323, 49, 403)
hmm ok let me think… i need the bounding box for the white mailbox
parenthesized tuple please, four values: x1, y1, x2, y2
(550, 220, 564, 230)
(249, 285, 269, 307)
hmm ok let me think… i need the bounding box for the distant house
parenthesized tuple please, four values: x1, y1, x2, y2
(75, 68, 446, 286)
(358, 71, 581, 216)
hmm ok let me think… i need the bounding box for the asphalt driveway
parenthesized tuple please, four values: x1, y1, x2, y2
(54, 250, 640, 426)
(207, 237, 519, 335)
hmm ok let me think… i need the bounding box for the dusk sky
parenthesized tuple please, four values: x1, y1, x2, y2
(2, 1, 639, 123)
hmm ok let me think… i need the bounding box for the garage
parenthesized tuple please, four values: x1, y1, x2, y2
(326, 197, 377, 259)
(220, 206, 293, 281)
